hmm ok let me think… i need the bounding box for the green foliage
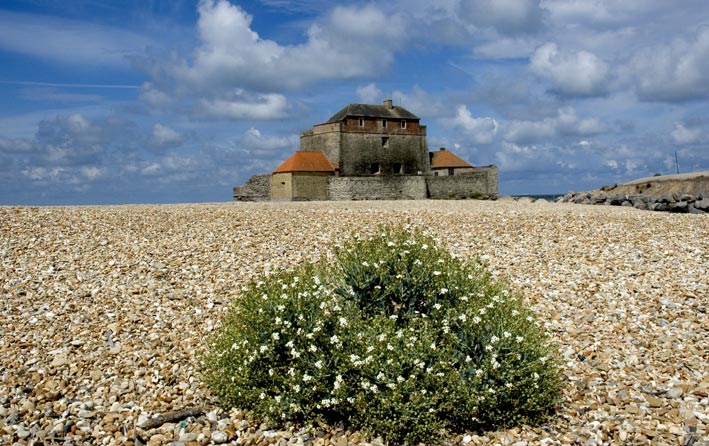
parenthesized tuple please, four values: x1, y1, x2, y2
(200, 227, 562, 444)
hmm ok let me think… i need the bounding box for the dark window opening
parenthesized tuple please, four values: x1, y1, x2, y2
(370, 163, 380, 174)
(448, 167, 455, 176)
(382, 119, 387, 128)
(434, 172, 439, 176)
(381, 137, 389, 148)
(393, 162, 403, 174)
(401, 120, 407, 129)
(359, 118, 364, 127)
(281, 182, 286, 185)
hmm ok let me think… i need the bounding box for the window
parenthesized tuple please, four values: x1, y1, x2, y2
(448, 167, 454, 176)
(359, 118, 364, 127)
(401, 120, 407, 129)
(382, 119, 387, 128)
(370, 163, 380, 174)
(393, 162, 403, 174)
(381, 137, 389, 148)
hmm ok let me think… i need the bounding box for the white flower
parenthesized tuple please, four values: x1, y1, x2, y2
(288, 368, 295, 376)
(315, 360, 323, 369)
(511, 309, 519, 316)
(458, 314, 467, 322)
(533, 372, 540, 380)
(260, 345, 268, 353)
(485, 344, 493, 351)
(339, 317, 348, 327)
(414, 259, 422, 266)
(421, 244, 428, 250)
(387, 241, 395, 247)
(465, 355, 472, 363)
(378, 333, 386, 342)
(261, 294, 268, 300)
(472, 316, 481, 324)
(479, 308, 486, 315)
(303, 374, 312, 382)
(491, 335, 499, 343)
(293, 384, 300, 392)
(309, 344, 317, 352)
(440, 288, 448, 294)
(259, 392, 266, 399)
(330, 335, 340, 344)
(272, 332, 280, 340)
(516, 336, 524, 343)
(506, 382, 513, 388)
(461, 295, 468, 302)
(433, 271, 441, 276)
(433, 303, 442, 310)
(475, 369, 483, 377)
(286, 340, 294, 348)
(397, 376, 405, 383)
(376, 372, 386, 381)
(503, 331, 511, 338)
(430, 342, 436, 350)
(362, 261, 369, 267)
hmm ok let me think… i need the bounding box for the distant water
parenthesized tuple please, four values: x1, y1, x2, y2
(512, 194, 564, 201)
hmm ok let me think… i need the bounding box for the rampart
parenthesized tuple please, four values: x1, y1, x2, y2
(232, 174, 271, 201)
(427, 166, 499, 199)
(327, 176, 428, 200)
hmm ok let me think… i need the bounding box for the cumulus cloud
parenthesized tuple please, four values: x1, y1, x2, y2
(530, 42, 609, 96)
(625, 27, 709, 101)
(141, 0, 407, 119)
(459, 0, 544, 34)
(151, 124, 184, 148)
(240, 127, 298, 156)
(504, 107, 606, 143)
(450, 105, 498, 144)
(357, 83, 383, 104)
(671, 123, 702, 144)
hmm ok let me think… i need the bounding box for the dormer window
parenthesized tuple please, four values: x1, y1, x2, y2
(359, 118, 364, 127)
(401, 120, 407, 129)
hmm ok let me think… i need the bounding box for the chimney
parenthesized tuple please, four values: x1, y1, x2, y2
(383, 99, 393, 109)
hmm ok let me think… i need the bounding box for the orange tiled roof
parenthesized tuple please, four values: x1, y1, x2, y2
(431, 149, 473, 169)
(273, 151, 335, 173)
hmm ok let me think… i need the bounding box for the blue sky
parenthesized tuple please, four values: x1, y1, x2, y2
(1, 0, 708, 204)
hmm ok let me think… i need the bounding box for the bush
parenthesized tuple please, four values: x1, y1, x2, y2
(200, 226, 562, 444)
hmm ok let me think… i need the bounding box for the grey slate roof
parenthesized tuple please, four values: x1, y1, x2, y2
(326, 104, 419, 123)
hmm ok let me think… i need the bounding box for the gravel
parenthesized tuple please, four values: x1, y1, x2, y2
(1, 201, 707, 445)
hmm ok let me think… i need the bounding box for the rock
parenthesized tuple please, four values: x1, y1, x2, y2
(694, 198, 709, 210)
(211, 431, 228, 444)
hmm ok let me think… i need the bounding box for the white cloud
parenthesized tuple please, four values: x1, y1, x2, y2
(159, 1, 405, 93)
(80, 166, 107, 180)
(671, 123, 702, 144)
(357, 83, 383, 104)
(504, 107, 606, 143)
(451, 105, 498, 144)
(151, 124, 184, 148)
(625, 27, 709, 101)
(530, 42, 609, 96)
(241, 128, 297, 154)
(200, 92, 288, 120)
(460, 0, 544, 34)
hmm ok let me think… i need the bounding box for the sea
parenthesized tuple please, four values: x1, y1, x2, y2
(512, 194, 564, 201)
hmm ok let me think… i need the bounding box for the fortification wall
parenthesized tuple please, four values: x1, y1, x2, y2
(300, 125, 341, 164)
(233, 174, 271, 201)
(292, 173, 330, 200)
(426, 167, 498, 199)
(339, 133, 430, 176)
(327, 176, 428, 200)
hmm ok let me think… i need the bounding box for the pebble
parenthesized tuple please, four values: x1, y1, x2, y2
(0, 201, 707, 446)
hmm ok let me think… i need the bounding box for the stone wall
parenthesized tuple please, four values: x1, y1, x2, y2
(339, 132, 430, 177)
(427, 167, 498, 199)
(233, 174, 271, 201)
(327, 176, 428, 200)
(300, 123, 342, 165)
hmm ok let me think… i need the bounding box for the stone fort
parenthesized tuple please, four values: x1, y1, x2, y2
(233, 100, 498, 201)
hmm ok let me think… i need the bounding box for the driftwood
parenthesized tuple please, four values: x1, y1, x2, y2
(138, 407, 204, 430)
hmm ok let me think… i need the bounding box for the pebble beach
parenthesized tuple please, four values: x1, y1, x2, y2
(1, 200, 707, 446)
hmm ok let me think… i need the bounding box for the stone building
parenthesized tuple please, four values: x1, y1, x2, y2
(233, 100, 498, 201)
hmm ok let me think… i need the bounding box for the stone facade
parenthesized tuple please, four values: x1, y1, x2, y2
(271, 172, 330, 201)
(232, 174, 271, 201)
(427, 167, 499, 199)
(328, 176, 428, 200)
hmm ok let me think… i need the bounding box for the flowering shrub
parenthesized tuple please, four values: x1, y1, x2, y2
(201, 227, 561, 444)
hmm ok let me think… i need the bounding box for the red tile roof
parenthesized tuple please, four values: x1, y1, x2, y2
(273, 151, 335, 174)
(431, 149, 473, 169)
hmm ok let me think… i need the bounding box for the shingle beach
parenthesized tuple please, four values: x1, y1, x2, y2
(1, 201, 707, 445)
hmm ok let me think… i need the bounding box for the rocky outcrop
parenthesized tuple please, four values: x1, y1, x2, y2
(557, 171, 709, 214)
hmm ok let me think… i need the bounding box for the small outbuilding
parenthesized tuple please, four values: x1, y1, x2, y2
(430, 148, 474, 176)
(270, 151, 335, 201)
